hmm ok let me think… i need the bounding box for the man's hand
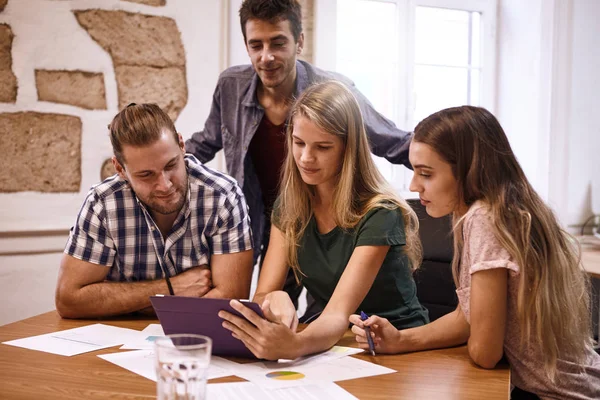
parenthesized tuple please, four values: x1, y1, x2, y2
(170, 266, 212, 297)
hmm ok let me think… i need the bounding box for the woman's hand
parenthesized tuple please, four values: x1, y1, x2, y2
(263, 290, 299, 331)
(219, 299, 301, 360)
(349, 314, 403, 354)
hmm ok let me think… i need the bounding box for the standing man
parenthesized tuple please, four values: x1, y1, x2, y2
(185, 0, 412, 311)
(56, 103, 254, 318)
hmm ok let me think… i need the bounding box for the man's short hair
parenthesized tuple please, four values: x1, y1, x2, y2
(239, 0, 303, 43)
(108, 103, 178, 166)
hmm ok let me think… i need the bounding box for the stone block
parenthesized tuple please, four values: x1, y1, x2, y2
(36, 69, 107, 110)
(0, 112, 81, 192)
(74, 9, 184, 67)
(115, 65, 187, 121)
(121, 0, 166, 6)
(100, 157, 116, 181)
(299, 0, 313, 64)
(0, 24, 17, 103)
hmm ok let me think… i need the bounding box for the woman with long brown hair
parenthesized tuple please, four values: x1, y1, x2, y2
(218, 80, 429, 360)
(351, 105, 600, 399)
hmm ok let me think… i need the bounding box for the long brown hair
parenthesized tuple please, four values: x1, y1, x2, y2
(414, 105, 592, 381)
(277, 80, 422, 281)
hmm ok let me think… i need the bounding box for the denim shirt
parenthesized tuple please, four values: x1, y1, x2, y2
(185, 60, 413, 259)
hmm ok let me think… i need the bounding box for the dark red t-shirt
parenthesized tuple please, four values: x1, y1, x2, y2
(248, 116, 287, 214)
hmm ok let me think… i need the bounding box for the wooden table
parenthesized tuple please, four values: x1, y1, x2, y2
(0, 311, 510, 400)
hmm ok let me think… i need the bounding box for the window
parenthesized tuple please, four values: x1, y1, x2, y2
(317, 0, 497, 194)
(413, 6, 482, 125)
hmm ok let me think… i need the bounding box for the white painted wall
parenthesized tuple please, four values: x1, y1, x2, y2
(495, 0, 544, 195)
(0, 253, 62, 325)
(496, 0, 599, 230)
(228, 0, 250, 67)
(566, 0, 600, 224)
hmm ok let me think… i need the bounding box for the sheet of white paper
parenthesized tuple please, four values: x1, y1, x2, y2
(2, 324, 142, 356)
(268, 346, 364, 369)
(98, 350, 236, 381)
(234, 355, 396, 389)
(119, 324, 165, 350)
(207, 381, 358, 400)
(99, 350, 157, 381)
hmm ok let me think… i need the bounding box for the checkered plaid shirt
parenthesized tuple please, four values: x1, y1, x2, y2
(65, 155, 253, 282)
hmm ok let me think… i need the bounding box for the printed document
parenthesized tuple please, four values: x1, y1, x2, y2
(234, 354, 395, 389)
(99, 350, 237, 380)
(207, 381, 358, 399)
(120, 323, 165, 350)
(2, 323, 142, 356)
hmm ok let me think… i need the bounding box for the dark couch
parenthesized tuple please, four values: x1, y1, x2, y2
(407, 199, 458, 321)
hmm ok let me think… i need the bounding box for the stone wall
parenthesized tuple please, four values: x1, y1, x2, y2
(0, 112, 81, 192)
(0, 0, 223, 231)
(122, 0, 165, 6)
(1, 2, 190, 197)
(74, 9, 187, 121)
(0, 23, 17, 103)
(299, 0, 313, 63)
(36, 70, 107, 110)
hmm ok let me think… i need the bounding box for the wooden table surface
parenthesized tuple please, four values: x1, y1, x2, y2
(0, 311, 510, 400)
(582, 244, 600, 279)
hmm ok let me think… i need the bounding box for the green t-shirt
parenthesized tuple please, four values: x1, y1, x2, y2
(277, 205, 429, 329)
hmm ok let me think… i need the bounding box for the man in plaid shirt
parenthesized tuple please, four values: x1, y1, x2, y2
(55, 103, 254, 318)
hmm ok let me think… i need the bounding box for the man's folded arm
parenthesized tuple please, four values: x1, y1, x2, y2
(55, 254, 173, 319)
(202, 249, 254, 300)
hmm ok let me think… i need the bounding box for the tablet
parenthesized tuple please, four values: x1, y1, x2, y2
(150, 295, 264, 359)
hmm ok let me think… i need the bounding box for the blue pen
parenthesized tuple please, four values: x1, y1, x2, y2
(360, 311, 376, 356)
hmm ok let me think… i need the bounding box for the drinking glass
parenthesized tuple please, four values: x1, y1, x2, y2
(155, 334, 212, 400)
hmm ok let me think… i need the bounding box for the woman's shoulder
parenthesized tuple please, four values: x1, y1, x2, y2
(361, 201, 404, 223)
(356, 202, 406, 236)
(463, 200, 493, 232)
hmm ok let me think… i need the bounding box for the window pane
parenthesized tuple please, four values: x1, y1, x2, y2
(413, 65, 469, 124)
(336, 0, 398, 121)
(337, 0, 400, 185)
(415, 7, 472, 67)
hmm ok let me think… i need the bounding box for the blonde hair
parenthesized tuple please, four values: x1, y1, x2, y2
(277, 80, 422, 281)
(414, 105, 592, 381)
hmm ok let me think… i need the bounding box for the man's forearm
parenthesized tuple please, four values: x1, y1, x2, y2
(57, 279, 170, 319)
(203, 284, 249, 300)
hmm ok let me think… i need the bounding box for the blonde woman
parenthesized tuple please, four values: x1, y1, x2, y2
(351, 106, 600, 399)
(219, 80, 429, 360)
